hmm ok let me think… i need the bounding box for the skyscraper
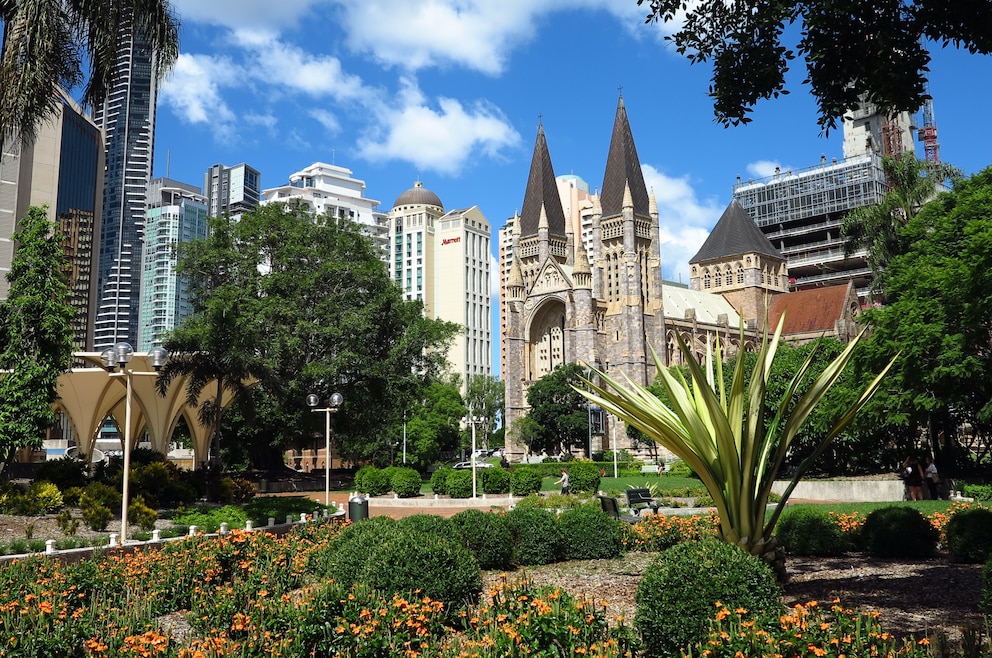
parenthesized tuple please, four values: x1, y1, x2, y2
(204, 162, 261, 218)
(0, 90, 104, 349)
(138, 178, 208, 350)
(92, 15, 158, 350)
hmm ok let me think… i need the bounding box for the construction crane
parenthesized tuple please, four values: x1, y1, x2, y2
(917, 94, 940, 163)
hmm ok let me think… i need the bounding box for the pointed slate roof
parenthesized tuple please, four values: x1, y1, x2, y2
(600, 95, 650, 218)
(690, 200, 783, 263)
(519, 123, 567, 238)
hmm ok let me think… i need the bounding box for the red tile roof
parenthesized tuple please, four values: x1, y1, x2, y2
(768, 284, 850, 335)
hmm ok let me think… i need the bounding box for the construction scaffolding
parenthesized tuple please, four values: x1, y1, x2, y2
(733, 154, 888, 227)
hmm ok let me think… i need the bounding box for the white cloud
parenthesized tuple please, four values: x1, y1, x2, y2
(245, 113, 278, 129)
(309, 109, 341, 133)
(159, 53, 239, 136)
(357, 79, 520, 175)
(642, 164, 723, 284)
(745, 160, 784, 179)
(255, 40, 370, 100)
(171, 0, 331, 37)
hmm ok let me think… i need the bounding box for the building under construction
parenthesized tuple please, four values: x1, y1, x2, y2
(733, 104, 920, 301)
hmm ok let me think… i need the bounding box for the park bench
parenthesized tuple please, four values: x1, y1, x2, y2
(597, 495, 639, 524)
(625, 488, 661, 515)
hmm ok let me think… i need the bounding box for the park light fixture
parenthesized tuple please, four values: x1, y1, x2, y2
(100, 343, 168, 544)
(306, 391, 344, 507)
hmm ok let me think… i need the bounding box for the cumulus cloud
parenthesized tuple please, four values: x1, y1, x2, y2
(357, 79, 520, 175)
(170, 0, 331, 38)
(745, 160, 784, 179)
(642, 164, 723, 284)
(159, 53, 240, 137)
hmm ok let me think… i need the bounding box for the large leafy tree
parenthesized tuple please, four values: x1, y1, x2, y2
(465, 374, 504, 450)
(401, 378, 466, 468)
(163, 203, 458, 470)
(842, 153, 962, 294)
(638, 0, 992, 130)
(860, 166, 992, 467)
(0, 0, 180, 145)
(525, 363, 591, 456)
(581, 322, 894, 573)
(0, 206, 74, 464)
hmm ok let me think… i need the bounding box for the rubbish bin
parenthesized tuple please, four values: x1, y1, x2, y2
(348, 494, 368, 522)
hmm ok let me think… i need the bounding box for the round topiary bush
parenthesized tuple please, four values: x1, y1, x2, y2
(566, 462, 601, 494)
(558, 505, 623, 560)
(776, 506, 848, 556)
(861, 506, 938, 558)
(450, 509, 513, 570)
(327, 516, 400, 585)
(509, 466, 543, 496)
(430, 467, 452, 495)
(363, 531, 482, 612)
(480, 466, 510, 494)
(390, 467, 423, 498)
(397, 514, 461, 543)
(445, 470, 474, 498)
(945, 508, 992, 563)
(354, 465, 392, 496)
(635, 538, 783, 658)
(504, 506, 564, 566)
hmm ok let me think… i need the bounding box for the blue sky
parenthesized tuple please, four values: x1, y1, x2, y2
(154, 0, 992, 375)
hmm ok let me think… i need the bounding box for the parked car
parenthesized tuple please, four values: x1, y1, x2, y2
(452, 461, 494, 470)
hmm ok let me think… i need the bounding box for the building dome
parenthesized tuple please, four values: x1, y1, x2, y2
(393, 181, 443, 210)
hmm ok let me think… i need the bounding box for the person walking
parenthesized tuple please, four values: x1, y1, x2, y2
(555, 469, 570, 495)
(924, 456, 940, 500)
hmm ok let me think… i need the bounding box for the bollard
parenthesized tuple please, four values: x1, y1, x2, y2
(151, 529, 161, 542)
(188, 525, 197, 537)
(299, 512, 308, 523)
(246, 520, 253, 531)
(109, 533, 118, 547)
(268, 517, 275, 527)
(286, 514, 294, 524)
(220, 522, 229, 535)
(45, 540, 56, 555)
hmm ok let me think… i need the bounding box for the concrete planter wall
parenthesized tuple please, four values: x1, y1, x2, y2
(771, 479, 905, 502)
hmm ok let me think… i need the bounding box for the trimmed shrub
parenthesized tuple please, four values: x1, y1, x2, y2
(172, 505, 249, 533)
(509, 466, 543, 496)
(354, 465, 391, 496)
(81, 481, 121, 509)
(397, 514, 460, 543)
(635, 538, 783, 658)
(390, 467, 423, 498)
(35, 458, 89, 491)
(861, 506, 938, 558)
(430, 467, 452, 495)
(558, 506, 623, 560)
(962, 483, 992, 501)
(363, 531, 481, 612)
(480, 466, 511, 494)
(504, 507, 564, 566)
(776, 506, 848, 556)
(446, 470, 474, 498)
(327, 516, 399, 585)
(451, 509, 513, 570)
(945, 508, 992, 563)
(128, 496, 158, 532)
(567, 462, 602, 493)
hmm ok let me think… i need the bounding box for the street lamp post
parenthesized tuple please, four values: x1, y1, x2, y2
(402, 410, 407, 465)
(470, 414, 478, 499)
(101, 342, 168, 544)
(306, 391, 344, 508)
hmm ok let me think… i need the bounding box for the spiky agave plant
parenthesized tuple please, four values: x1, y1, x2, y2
(579, 316, 895, 573)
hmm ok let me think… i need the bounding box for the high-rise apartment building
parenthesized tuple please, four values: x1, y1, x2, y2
(0, 90, 104, 349)
(204, 162, 261, 218)
(92, 15, 158, 350)
(138, 178, 208, 350)
(387, 182, 492, 389)
(261, 162, 386, 251)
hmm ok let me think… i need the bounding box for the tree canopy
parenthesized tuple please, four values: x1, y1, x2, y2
(163, 202, 459, 469)
(524, 363, 591, 456)
(465, 374, 504, 450)
(638, 0, 992, 130)
(0, 206, 74, 462)
(861, 165, 992, 466)
(0, 1, 180, 145)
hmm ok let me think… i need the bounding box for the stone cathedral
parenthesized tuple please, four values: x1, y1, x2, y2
(502, 96, 861, 461)
(503, 96, 667, 459)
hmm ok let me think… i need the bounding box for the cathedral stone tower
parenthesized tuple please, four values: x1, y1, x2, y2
(504, 97, 665, 459)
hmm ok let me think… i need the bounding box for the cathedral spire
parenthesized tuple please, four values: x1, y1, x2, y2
(519, 123, 567, 239)
(600, 94, 650, 218)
